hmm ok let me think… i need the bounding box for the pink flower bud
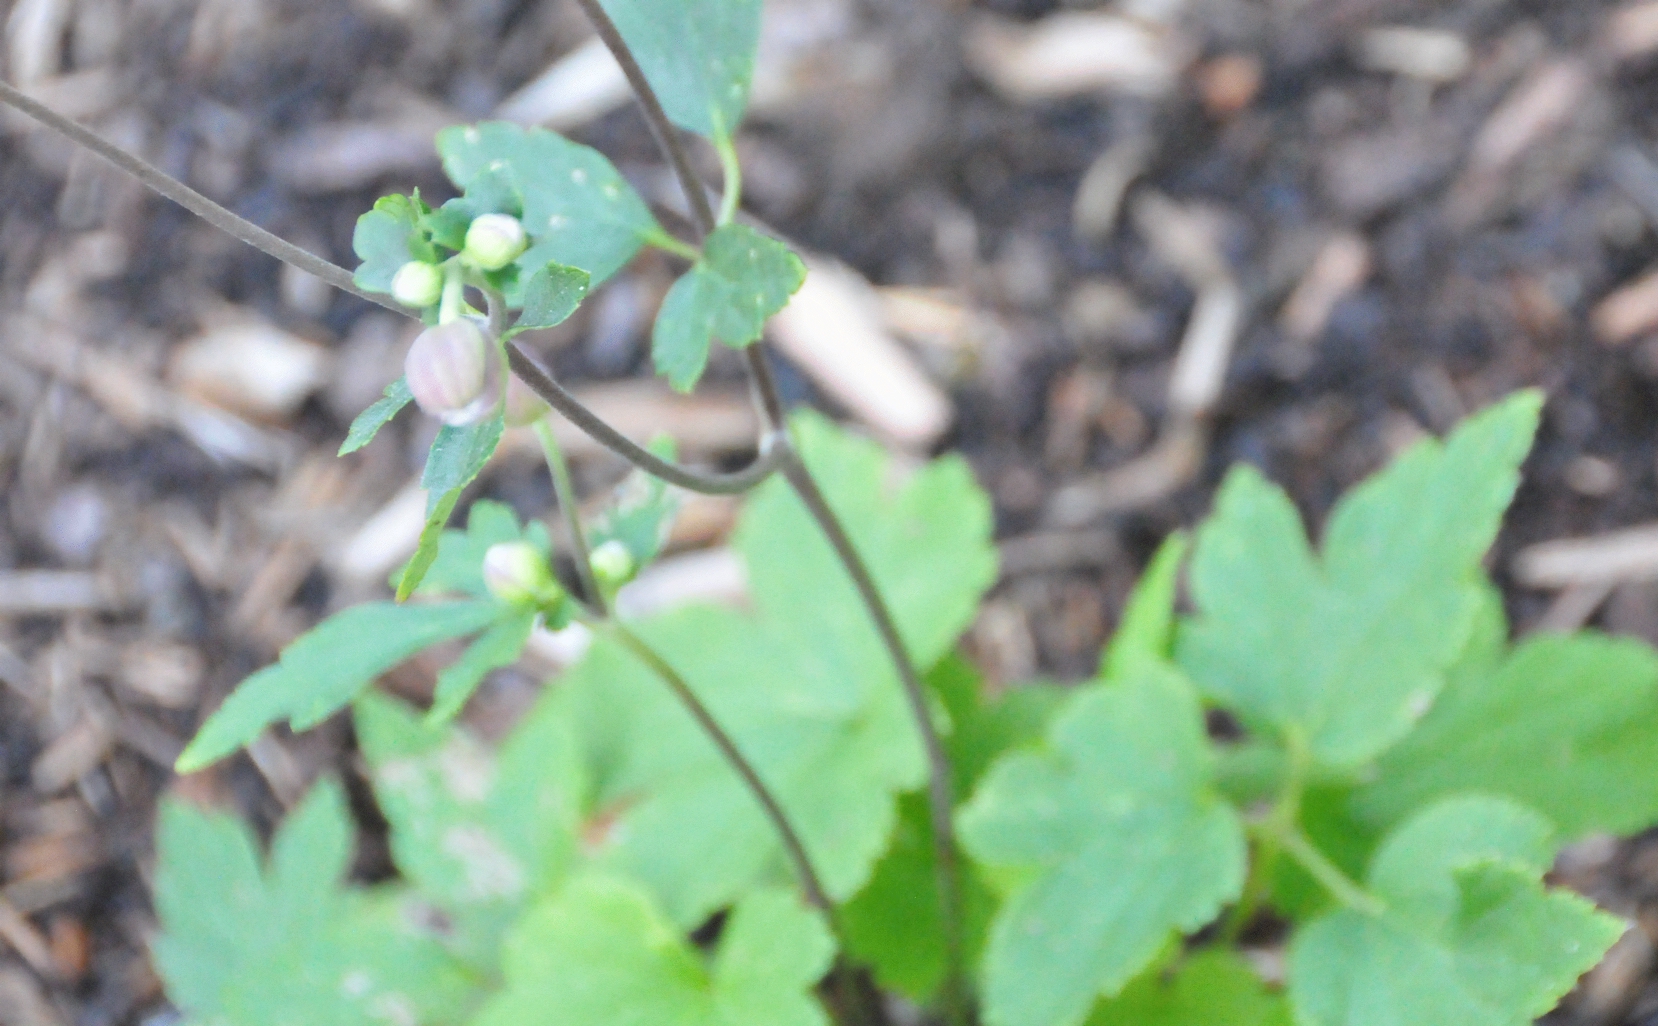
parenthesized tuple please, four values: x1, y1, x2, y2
(483, 542, 561, 607)
(404, 319, 493, 425)
(464, 214, 528, 271)
(503, 373, 550, 428)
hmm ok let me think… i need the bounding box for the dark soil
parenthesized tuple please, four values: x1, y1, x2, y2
(2, 0, 1658, 1022)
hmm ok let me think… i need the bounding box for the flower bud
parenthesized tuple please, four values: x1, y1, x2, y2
(483, 542, 562, 607)
(390, 261, 445, 308)
(405, 319, 492, 425)
(464, 214, 528, 271)
(588, 539, 636, 590)
(503, 372, 550, 428)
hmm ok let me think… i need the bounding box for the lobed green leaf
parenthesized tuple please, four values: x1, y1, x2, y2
(471, 876, 832, 1026)
(1178, 391, 1542, 769)
(398, 413, 506, 600)
(1289, 795, 1625, 1026)
(652, 224, 805, 391)
(153, 780, 475, 1026)
(959, 662, 1247, 1026)
(1085, 950, 1291, 1026)
(339, 377, 413, 456)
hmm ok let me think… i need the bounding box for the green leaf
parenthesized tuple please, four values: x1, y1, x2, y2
(555, 411, 996, 927)
(512, 262, 590, 334)
(1288, 795, 1625, 1026)
(472, 876, 832, 1026)
(398, 414, 506, 600)
(1177, 391, 1543, 769)
(958, 662, 1247, 1026)
(1101, 532, 1188, 681)
(153, 780, 475, 1026)
(652, 224, 806, 391)
(410, 499, 552, 599)
(355, 693, 587, 966)
(1357, 605, 1658, 838)
(436, 122, 659, 287)
(840, 657, 1063, 1002)
(352, 194, 420, 293)
(429, 609, 537, 723)
(596, 0, 762, 138)
(1084, 950, 1291, 1026)
(176, 600, 500, 772)
(339, 377, 413, 456)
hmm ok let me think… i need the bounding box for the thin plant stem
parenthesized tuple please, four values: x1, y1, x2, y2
(1275, 828, 1386, 917)
(566, 4, 972, 1015)
(506, 343, 787, 494)
(534, 419, 606, 615)
(780, 451, 970, 1026)
(0, 79, 407, 317)
(714, 126, 742, 226)
(604, 622, 878, 1026)
(569, 0, 717, 237)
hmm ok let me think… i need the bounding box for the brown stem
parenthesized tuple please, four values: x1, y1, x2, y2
(507, 344, 785, 494)
(779, 451, 970, 1026)
(569, 0, 717, 238)
(0, 79, 405, 317)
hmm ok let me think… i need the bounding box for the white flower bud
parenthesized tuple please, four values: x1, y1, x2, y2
(503, 372, 550, 428)
(405, 319, 492, 425)
(589, 539, 636, 590)
(390, 261, 445, 308)
(483, 542, 561, 607)
(464, 214, 528, 271)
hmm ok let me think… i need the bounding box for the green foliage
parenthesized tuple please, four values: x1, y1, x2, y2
(840, 657, 1063, 1001)
(355, 694, 587, 964)
(176, 600, 500, 772)
(1358, 585, 1658, 837)
(474, 876, 832, 1026)
(436, 122, 660, 287)
(153, 780, 474, 1026)
(1178, 391, 1542, 769)
(598, 0, 762, 139)
(1289, 796, 1625, 1026)
(351, 194, 423, 294)
(959, 662, 1247, 1026)
(587, 438, 683, 569)
(510, 262, 590, 337)
(653, 224, 806, 391)
(339, 377, 412, 456)
(1100, 532, 1187, 681)
(1085, 950, 1291, 1026)
(398, 413, 506, 600)
(555, 411, 995, 926)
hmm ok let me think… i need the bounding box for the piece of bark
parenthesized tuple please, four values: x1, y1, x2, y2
(769, 257, 952, 450)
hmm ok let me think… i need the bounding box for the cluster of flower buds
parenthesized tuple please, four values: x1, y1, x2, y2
(482, 541, 564, 611)
(393, 210, 547, 427)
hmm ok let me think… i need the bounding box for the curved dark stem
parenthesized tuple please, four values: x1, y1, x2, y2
(780, 450, 969, 1026)
(569, 0, 717, 238)
(0, 79, 407, 318)
(507, 343, 785, 494)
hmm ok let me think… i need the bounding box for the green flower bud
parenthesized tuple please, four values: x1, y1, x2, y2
(503, 372, 550, 428)
(390, 261, 445, 308)
(404, 319, 493, 425)
(588, 539, 636, 590)
(464, 213, 528, 271)
(483, 542, 562, 607)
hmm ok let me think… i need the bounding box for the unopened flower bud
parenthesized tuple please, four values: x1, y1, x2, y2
(483, 542, 561, 607)
(589, 539, 636, 590)
(464, 214, 528, 271)
(503, 372, 550, 428)
(390, 261, 444, 308)
(405, 319, 492, 425)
